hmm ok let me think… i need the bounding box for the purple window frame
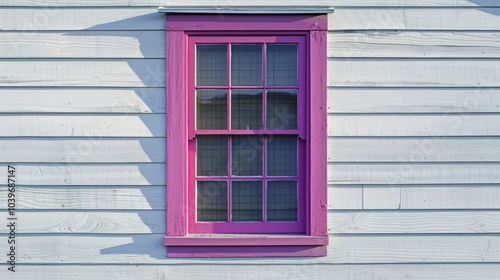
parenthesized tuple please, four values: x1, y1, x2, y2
(165, 14, 328, 258)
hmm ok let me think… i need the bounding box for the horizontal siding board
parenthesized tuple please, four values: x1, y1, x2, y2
(0, 8, 163, 31)
(2, 0, 500, 6)
(328, 88, 500, 113)
(0, 88, 165, 113)
(328, 164, 500, 184)
(0, 60, 165, 87)
(330, 210, 500, 234)
(0, 115, 165, 137)
(0, 210, 165, 234)
(327, 185, 363, 210)
(1, 234, 500, 264)
(328, 138, 500, 162)
(0, 138, 165, 163)
(330, 8, 500, 31)
(329, 59, 500, 87)
(328, 115, 500, 136)
(0, 186, 165, 210)
(0, 31, 165, 58)
(329, 32, 500, 58)
(4, 264, 500, 280)
(0, 164, 166, 185)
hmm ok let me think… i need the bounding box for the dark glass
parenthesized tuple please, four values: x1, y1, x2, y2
(197, 181, 228, 221)
(232, 181, 263, 221)
(232, 136, 263, 176)
(267, 135, 297, 176)
(266, 44, 298, 86)
(196, 90, 228, 130)
(267, 181, 297, 221)
(266, 89, 297, 130)
(197, 136, 228, 176)
(196, 44, 228, 86)
(231, 90, 263, 130)
(231, 44, 263, 86)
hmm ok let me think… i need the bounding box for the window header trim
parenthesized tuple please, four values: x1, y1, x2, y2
(158, 6, 334, 15)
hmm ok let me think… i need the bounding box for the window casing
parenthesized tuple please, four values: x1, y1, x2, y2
(164, 13, 329, 258)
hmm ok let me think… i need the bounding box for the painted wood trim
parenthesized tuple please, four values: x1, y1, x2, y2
(166, 30, 187, 236)
(309, 30, 328, 237)
(164, 235, 328, 246)
(166, 14, 328, 31)
(167, 245, 327, 258)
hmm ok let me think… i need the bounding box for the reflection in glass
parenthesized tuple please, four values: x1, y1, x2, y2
(232, 181, 263, 221)
(267, 181, 297, 221)
(197, 90, 227, 129)
(231, 44, 263, 86)
(231, 90, 263, 130)
(267, 44, 298, 86)
(232, 136, 263, 176)
(197, 136, 228, 176)
(196, 44, 228, 86)
(197, 181, 228, 221)
(266, 89, 297, 129)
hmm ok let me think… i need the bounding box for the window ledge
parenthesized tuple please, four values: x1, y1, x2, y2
(164, 234, 328, 258)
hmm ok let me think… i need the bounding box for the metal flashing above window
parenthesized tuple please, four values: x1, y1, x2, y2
(158, 6, 334, 14)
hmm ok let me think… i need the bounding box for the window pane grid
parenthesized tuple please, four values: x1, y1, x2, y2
(194, 41, 301, 224)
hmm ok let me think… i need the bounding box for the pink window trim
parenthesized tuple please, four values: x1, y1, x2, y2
(165, 14, 328, 258)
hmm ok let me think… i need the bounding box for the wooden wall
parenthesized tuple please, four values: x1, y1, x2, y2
(1, 0, 500, 279)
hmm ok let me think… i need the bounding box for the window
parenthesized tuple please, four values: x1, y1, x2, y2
(163, 11, 330, 258)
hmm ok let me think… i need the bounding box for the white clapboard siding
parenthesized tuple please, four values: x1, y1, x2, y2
(0, 164, 166, 185)
(328, 137, 500, 162)
(1, 234, 500, 264)
(17, 264, 500, 280)
(0, 138, 165, 163)
(328, 115, 500, 136)
(330, 185, 500, 210)
(329, 164, 500, 184)
(328, 88, 500, 113)
(0, 60, 165, 87)
(0, 186, 165, 210)
(329, 211, 500, 234)
(5, 264, 500, 280)
(0, 88, 165, 113)
(3, 0, 500, 7)
(0, 115, 165, 137)
(0, 210, 165, 234)
(329, 32, 500, 58)
(329, 59, 500, 87)
(0, 31, 165, 58)
(329, 8, 500, 31)
(0, 8, 163, 31)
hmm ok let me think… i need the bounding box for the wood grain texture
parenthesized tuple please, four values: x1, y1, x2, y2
(330, 8, 500, 31)
(0, 186, 165, 210)
(329, 59, 500, 87)
(1, 234, 500, 264)
(328, 137, 500, 162)
(0, 164, 165, 185)
(328, 88, 500, 113)
(0, 31, 165, 58)
(0, 8, 163, 31)
(2, 0, 500, 7)
(4, 264, 500, 280)
(330, 210, 500, 234)
(0, 88, 165, 113)
(329, 164, 500, 184)
(0, 210, 165, 234)
(328, 115, 500, 136)
(0, 60, 165, 87)
(329, 32, 500, 58)
(0, 138, 165, 163)
(0, 115, 165, 137)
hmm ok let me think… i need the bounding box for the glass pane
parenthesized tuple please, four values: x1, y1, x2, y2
(197, 136, 228, 176)
(267, 181, 297, 221)
(196, 90, 227, 130)
(232, 181, 263, 221)
(266, 89, 297, 130)
(197, 181, 228, 221)
(232, 136, 263, 176)
(231, 44, 263, 86)
(231, 90, 263, 130)
(197, 44, 228, 86)
(266, 44, 298, 86)
(267, 135, 297, 176)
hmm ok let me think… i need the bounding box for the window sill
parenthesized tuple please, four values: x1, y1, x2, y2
(164, 234, 328, 258)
